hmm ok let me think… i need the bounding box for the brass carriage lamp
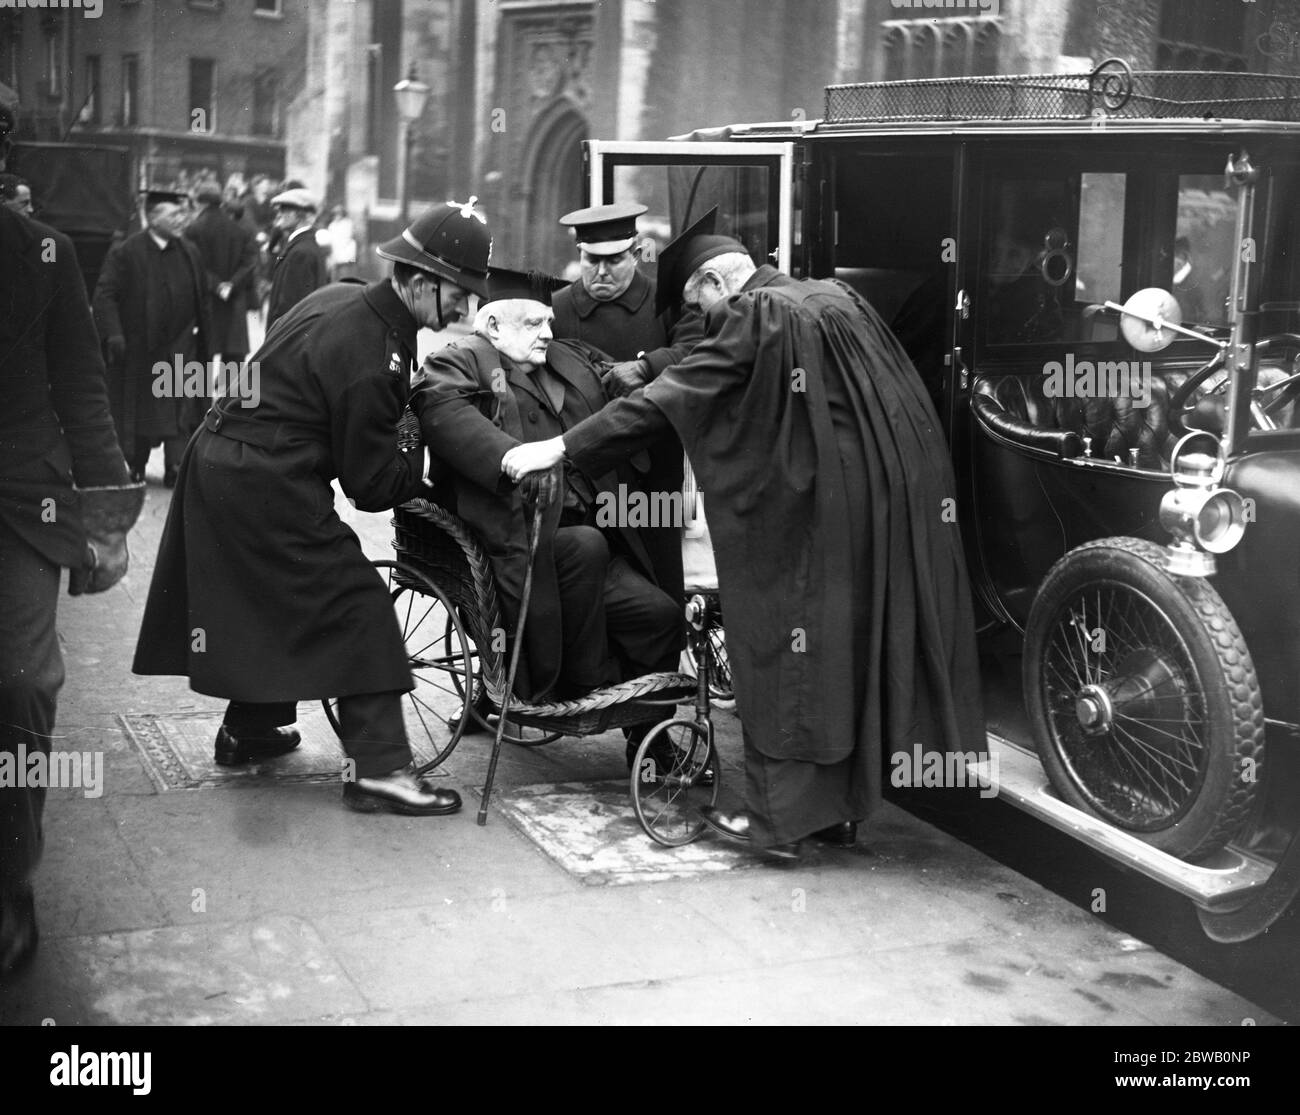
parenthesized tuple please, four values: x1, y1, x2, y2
(1160, 432, 1247, 577)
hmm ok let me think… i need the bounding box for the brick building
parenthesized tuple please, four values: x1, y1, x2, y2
(0, 0, 307, 196)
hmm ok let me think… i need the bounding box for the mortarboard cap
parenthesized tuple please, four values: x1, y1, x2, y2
(654, 207, 747, 316)
(559, 201, 647, 255)
(483, 265, 565, 307)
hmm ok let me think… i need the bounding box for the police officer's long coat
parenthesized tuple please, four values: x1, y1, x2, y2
(132, 281, 427, 700)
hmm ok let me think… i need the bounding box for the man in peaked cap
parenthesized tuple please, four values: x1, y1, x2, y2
(505, 214, 985, 858)
(265, 186, 327, 330)
(134, 200, 491, 817)
(93, 187, 213, 486)
(412, 264, 682, 730)
(551, 201, 707, 608)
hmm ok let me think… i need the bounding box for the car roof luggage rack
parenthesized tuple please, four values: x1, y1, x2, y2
(824, 61, 1300, 125)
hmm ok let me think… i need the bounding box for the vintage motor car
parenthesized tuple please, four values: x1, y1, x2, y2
(585, 61, 1300, 941)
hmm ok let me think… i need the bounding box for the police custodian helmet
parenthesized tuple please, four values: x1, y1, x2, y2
(377, 197, 492, 298)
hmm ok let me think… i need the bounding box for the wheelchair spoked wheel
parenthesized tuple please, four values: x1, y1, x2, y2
(323, 560, 474, 773)
(630, 718, 718, 846)
(446, 613, 563, 748)
(686, 622, 734, 702)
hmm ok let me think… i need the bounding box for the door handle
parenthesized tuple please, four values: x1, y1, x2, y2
(954, 345, 969, 391)
(956, 288, 971, 320)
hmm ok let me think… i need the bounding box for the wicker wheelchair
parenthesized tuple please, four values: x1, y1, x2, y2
(323, 496, 724, 846)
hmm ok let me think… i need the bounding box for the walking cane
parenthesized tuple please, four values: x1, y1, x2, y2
(477, 467, 556, 826)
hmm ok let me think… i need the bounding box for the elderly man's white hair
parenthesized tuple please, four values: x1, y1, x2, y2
(683, 251, 756, 304)
(473, 298, 546, 337)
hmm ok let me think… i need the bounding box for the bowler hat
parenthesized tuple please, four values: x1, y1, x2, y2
(377, 197, 493, 298)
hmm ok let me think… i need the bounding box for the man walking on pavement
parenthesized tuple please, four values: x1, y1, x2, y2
(503, 215, 985, 858)
(133, 201, 493, 816)
(265, 187, 327, 331)
(186, 182, 257, 372)
(0, 103, 143, 978)
(93, 188, 213, 487)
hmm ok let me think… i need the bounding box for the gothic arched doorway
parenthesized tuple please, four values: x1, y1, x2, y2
(522, 102, 588, 274)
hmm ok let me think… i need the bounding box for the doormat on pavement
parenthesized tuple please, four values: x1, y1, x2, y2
(493, 780, 759, 885)
(119, 706, 450, 792)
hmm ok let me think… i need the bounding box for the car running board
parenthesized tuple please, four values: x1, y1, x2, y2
(972, 733, 1274, 912)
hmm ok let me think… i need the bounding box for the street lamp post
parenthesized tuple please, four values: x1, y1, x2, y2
(394, 64, 430, 224)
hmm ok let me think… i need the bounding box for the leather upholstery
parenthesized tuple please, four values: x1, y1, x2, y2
(974, 370, 1188, 469)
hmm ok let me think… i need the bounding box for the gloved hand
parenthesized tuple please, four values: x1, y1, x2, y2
(601, 360, 649, 399)
(68, 483, 146, 596)
(105, 335, 126, 365)
(518, 465, 562, 510)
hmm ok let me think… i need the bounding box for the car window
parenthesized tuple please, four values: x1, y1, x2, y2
(1173, 175, 1235, 328)
(982, 170, 1128, 347)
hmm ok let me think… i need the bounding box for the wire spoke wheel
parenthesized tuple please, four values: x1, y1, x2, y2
(630, 718, 718, 846)
(1025, 538, 1262, 859)
(447, 613, 562, 747)
(322, 560, 472, 774)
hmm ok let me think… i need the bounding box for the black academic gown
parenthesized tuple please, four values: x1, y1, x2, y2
(551, 269, 704, 604)
(563, 265, 985, 843)
(132, 281, 427, 701)
(92, 230, 212, 448)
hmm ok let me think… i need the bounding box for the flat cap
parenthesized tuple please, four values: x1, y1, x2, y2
(559, 201, 647, 255)
(271, 187, 318, 212)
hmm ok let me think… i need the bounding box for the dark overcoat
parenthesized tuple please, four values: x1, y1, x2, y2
(1, 209, 130, 566)
(92, 229, 212, 447)
(564, 266, 985, 811)
(411, 336, 659, 700)
(132, 281, 428, 701)
(551, 269, 704, 604)
(266, 230, 328, 331)
(185, 205, 256, 357)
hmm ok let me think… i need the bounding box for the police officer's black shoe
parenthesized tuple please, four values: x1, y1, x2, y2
(810, 821, 857, 847)
(214, 724, 302, 767)
(343, 764, 462, 816)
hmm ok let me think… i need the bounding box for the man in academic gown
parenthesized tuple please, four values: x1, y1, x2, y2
(550, 202, 705, 605)
(265, 188, 328, 331)
(133, 201, 493, 816)
(411, 267, 681, 711)
(93, 188, 213, 486)
(504, 222, 985, 857)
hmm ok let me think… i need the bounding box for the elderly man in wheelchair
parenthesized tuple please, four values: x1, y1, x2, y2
(411, 267, 688, 772)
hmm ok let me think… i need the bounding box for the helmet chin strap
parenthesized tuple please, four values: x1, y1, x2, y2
(431, 276, 447, 332)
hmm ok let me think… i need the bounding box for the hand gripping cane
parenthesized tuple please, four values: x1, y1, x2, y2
(477, 465, 561, 825)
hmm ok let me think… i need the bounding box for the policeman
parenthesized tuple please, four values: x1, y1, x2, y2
(133, 200, 492, 816)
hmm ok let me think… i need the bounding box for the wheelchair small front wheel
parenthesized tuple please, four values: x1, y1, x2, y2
(629, 718, 718, 847)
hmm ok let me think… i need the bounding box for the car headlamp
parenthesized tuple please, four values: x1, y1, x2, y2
(1160, 432, 1246, 576)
